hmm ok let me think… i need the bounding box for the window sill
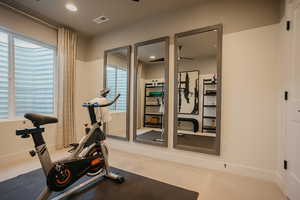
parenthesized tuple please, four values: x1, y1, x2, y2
(0, 117, 27, 124)
(111, 111, 126, 114)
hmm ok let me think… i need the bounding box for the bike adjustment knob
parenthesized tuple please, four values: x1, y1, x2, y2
(29, 150, 36, 157)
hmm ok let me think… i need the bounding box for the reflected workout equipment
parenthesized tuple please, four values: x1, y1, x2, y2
(202, 76, 217, 133)
(133, 37, 169, 147)
(179, 72, 190, 108)
(144, 81, 165, 142)
(174, 24, 222, 155)
(177, 117, 199, 133)
(15, 89, 124, 200)
(103, 46, 131, 140)
(178, 71, 199, 115)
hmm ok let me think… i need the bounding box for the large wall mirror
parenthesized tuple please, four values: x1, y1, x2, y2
(133, 37, 169, 147)
(104, 46, 131, 140)
(174, 25, 222, 155)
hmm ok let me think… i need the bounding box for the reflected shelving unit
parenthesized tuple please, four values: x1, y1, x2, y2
(202, 78, 217, 134)
(143, 81, 165, 129)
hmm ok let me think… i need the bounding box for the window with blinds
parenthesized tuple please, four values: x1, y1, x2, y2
(14, 38, 55, 116)
(0, 32, 8, 119)
(0, 28, 56, 120)
(106, 65, 127, 112)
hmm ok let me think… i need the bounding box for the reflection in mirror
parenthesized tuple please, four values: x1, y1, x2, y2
(134, 38, 169, 146)
(104, 46, 131, 140)
(174, 25, 222, 155)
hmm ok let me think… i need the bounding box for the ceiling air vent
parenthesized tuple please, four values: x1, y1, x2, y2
(93, 16, 109, 24)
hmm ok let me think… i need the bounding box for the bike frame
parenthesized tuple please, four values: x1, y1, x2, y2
(16, 92, 123, 200)
(36, 111, 117, 200)
(36, 122, 103, 177)
(35, 121, 111, 200)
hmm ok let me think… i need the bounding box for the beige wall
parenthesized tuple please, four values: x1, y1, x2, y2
(0, 120, 58, 162)
(0, 0, 284, 182)
(0, 5, 89, 61)
(77, 35, 91, 61)
(82, 0, 282, 181)
(88, 0, 282, 60)
(143, 62, 165, 80)
(221, 24, 280, 171)
(0, 5, 57, 46)
(83, 24, 280, 180)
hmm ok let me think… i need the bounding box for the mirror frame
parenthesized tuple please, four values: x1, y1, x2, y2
(133, 37, 170, 147)
(173, 24, 223, 155)
(103, 45, 132, 141)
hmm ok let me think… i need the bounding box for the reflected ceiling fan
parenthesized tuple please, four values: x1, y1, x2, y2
(177, 45, 194, 61)
(149, 45, 194, 63)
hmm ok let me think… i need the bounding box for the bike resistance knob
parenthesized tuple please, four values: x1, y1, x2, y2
(29, 150, 36, 157)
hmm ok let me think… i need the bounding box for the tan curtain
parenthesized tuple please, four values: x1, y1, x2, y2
(57, 27, 78, 148)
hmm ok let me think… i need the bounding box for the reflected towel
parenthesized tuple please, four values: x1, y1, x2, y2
(88, 97, 112, 123)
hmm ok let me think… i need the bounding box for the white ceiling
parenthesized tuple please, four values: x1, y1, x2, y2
(3, 0, 202, 36)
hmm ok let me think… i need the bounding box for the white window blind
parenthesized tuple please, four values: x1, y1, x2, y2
(0, 32, 8, 119)
(14, 38, 55, 116)
(0, 28, 56, 120)
(106, 65, 127, 112)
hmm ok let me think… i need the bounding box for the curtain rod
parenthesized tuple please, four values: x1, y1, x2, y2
(0, 2, 59, 30)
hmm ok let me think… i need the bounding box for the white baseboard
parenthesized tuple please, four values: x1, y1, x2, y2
(107, 139, 278, 183)
(0, 144, 56, 164)
(275, 171, 287, 197)
(0, 139, 284, 192)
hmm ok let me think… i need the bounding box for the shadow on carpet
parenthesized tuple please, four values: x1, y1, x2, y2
(0, 167, 199, 200)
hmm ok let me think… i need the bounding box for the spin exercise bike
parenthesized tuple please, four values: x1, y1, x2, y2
(16, 89, 124, 200)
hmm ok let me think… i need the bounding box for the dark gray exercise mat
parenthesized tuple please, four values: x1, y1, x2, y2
(0, 167, 199, 200)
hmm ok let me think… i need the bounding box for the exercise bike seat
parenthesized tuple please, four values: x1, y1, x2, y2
(24, 113, 58, 127)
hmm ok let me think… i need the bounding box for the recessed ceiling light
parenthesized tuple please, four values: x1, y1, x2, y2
(65, 3, 78, 12)
(149, 55, 156, 59)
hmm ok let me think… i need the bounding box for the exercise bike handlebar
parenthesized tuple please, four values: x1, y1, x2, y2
(82, 94, 120, 108)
